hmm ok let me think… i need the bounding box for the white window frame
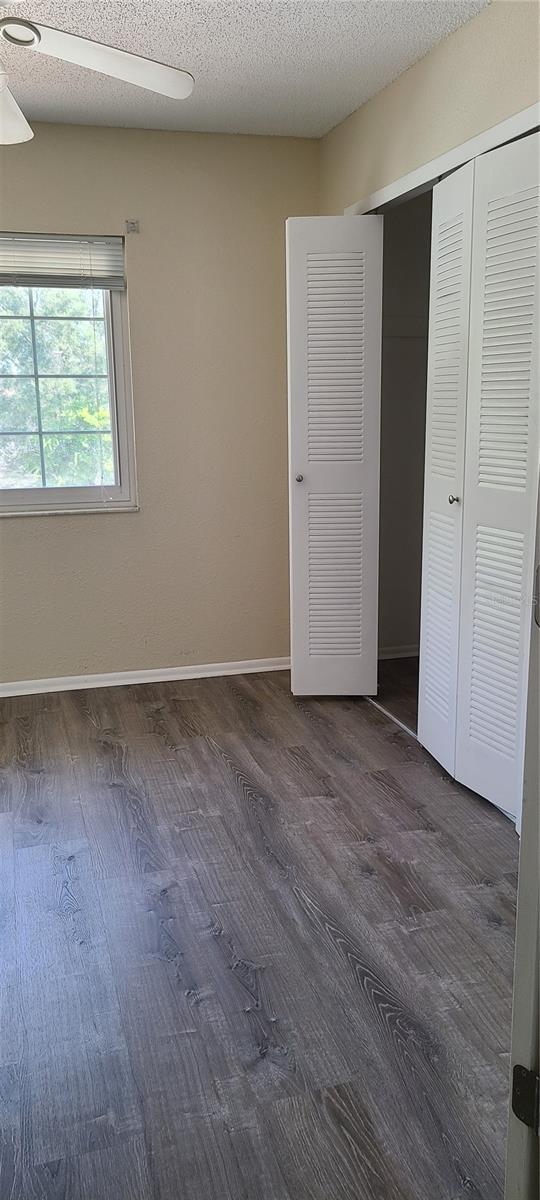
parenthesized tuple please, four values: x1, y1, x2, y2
(0, 285, 138, 516)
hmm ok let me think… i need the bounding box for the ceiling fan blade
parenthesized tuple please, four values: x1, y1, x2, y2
(0, 20, 194, 99)
(0, 72, 33, 144)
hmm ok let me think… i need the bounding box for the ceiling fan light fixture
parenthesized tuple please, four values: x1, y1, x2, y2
(0, 19, 41, 49)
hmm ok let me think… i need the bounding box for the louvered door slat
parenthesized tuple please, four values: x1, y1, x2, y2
(287, 216, 383, 695)
(418, 162, 474, 772)
(455, 133, 540, 819)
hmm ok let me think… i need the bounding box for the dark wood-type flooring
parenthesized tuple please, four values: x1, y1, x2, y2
(0, 671, 518, 1199)
(376, 656, 420, 733)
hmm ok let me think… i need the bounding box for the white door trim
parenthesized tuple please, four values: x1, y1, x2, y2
(504, 483, 539, 1195)
(345, 103, 540, 216)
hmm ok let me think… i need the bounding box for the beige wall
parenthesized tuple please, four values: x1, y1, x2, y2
(320, 0, 540, 213)
(0, 124, 319, 682)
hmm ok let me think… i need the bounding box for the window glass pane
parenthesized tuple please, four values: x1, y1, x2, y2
(40, 378, 112, 432)
(0, 286, 30, 317)
(0, 434, 42, 487)
(43, 432, 115, 487)
(35, 318, 108, 376)
(0, 281, 127, 502)
(0, 378, 38, 432)
(0, 318, 33, 374)
(32, 287, 104, 318)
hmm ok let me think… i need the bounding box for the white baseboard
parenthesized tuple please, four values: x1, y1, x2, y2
(1, 648, 420, 699)
(378, 644, 419, 661)
(0, 656, 291, 699)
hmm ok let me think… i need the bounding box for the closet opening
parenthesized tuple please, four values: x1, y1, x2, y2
(376, 189, 433, 734)
(288, 129, 537, 822)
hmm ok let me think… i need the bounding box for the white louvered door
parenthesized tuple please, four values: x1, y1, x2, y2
(287, 216, 383, 695)
(417, 162, 474, 773)
(455, 134, 540, 818)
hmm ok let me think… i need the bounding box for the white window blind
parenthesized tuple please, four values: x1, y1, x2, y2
(0, 234, 125, 290)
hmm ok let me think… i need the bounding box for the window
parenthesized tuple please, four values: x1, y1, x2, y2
(0, 234, 137, 514)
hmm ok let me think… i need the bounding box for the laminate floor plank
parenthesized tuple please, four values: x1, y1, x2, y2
(21, 1041, 142, 1168)
(15, 840, 110, 982)
(0, 815, 18, 1079)
(230, 1122, 293, 1200)
(309, 829, 451, 926)
(0, 670, 518, 1198)
(19, 964, 125, 1061)
(265, 1081, 420, 1200)
(23, 1137, 154, 1200)
(223, 732, 335, 801)
(0, 813, 15, 972)
(12, 832, 145, 1174)
(0, 1063, 21, 1200)
(78, 781, 171, 880)
(9, 770, 85, 851)
(0, 709, 72, 776)
(99, 870, 231, 1030)
(149, 1116, 249, 1200)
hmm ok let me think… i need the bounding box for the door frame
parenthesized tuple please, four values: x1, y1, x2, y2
(344, 102, 539, 217)
(505, 481, 539, 1198)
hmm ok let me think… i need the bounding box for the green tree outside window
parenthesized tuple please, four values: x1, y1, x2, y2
(0, 285, 116, 489)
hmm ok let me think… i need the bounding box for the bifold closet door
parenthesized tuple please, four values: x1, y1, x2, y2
(455, 134, 540, 819)
(417, 162, 474, 774)
(287, 216, 383, 695)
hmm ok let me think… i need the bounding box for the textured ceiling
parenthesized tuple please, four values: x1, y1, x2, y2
(0, 0, 489, 138)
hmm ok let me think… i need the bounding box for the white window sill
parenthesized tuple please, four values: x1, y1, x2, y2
(0, 502, 140, 517)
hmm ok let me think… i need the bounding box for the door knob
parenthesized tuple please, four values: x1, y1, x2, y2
(448, 494, 460, 504)
(295, 474, 304, 483)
